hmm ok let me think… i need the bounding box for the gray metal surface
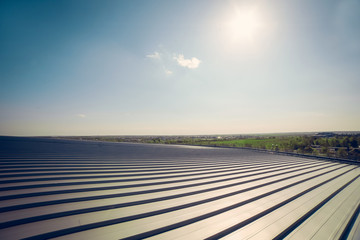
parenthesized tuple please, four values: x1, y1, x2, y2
(0, 136, 359, 239)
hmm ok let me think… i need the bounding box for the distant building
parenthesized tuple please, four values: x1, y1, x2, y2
(314, 132, 335, 138)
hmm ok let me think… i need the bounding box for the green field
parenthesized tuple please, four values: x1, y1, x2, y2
(189, 138, 289, 150)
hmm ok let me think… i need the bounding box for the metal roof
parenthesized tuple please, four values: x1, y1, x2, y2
(0, 136, 359, 239)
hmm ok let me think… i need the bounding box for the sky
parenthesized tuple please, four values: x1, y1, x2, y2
(0, 0, 360, 136)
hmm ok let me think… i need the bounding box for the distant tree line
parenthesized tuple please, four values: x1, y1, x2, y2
(143, 135, 360, 161)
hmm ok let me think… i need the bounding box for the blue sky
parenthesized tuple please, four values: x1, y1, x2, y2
(1, 0, 359, 136)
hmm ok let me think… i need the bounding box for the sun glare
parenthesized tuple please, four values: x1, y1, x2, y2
(225, 7, 263, 44)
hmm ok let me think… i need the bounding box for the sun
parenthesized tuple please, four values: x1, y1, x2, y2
(225, 7, 263, 44)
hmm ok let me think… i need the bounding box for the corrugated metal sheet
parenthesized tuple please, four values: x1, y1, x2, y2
(0, 137, 359, 239)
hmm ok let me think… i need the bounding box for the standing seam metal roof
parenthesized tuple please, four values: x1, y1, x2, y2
(0, 137, 359, 239)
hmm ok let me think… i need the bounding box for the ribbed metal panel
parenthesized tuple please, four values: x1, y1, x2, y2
(0, 137, 359, 239)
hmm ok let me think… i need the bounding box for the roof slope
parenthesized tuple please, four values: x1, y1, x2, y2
(0, 137, 359, 239)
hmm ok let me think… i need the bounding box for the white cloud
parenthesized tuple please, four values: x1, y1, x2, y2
(146, 50, 174, 76)
(173, 54, 201, 69)
(146, 51, 161, 59)
(164, 68, 173, 75)
(76, 114, 86, 118)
